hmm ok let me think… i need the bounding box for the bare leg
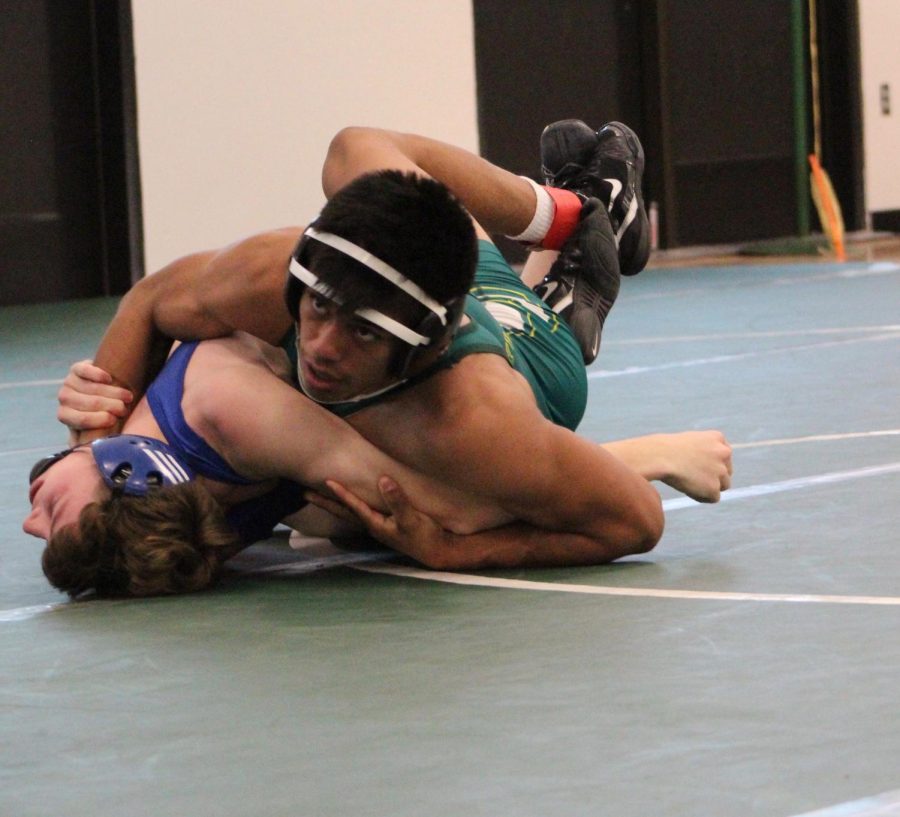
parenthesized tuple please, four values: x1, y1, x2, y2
(521, 249, 559, 287)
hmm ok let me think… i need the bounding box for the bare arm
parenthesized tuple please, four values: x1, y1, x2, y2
(97, 229, 300, 391)
(190, 345, 510, 533)
(322, 127, 537, 239)
(436, 359, 663, 543)
(315, 425, 734, 569)
(323, 476, 657, 570)
(63, 228, 301, 443)
(316, 423, 733, 569)
(326, 359, 665, 569)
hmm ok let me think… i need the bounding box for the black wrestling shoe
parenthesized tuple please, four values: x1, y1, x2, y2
(539, 119, 598, 188)
(533, 198, 620, 364)
(540, 119, 650, 276)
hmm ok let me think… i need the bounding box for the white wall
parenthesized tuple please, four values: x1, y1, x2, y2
(132, 1, 479, 273)
(858, 0, 900, 215)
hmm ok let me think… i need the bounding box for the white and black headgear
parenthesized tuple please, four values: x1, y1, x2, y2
(284, 223, 466, 378)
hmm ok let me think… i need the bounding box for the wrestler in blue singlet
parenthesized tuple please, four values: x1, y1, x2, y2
(146, 342, 305, 544)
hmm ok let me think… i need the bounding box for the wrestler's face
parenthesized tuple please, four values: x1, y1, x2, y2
(296, 289, 401, 402)
(23, 449, 106, 540)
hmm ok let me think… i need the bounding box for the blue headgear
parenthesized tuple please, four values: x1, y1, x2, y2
(91, 435, 194, 495)
(29, 435, 194, 497)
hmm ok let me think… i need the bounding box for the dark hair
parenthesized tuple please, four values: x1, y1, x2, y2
(41, 482, 240, 598)
(308, 169, 478, 313)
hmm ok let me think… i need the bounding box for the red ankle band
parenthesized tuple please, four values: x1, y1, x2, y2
(541, 187, 583, 250)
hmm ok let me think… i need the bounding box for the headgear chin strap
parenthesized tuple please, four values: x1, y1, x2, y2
(91, 435, 194, 496)
(284, 224, 466, 376)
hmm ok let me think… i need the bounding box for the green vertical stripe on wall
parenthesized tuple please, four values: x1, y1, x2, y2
(792, 0, 811, 236)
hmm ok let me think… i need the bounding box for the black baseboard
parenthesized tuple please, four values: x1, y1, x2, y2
(871, 210, 900, 233)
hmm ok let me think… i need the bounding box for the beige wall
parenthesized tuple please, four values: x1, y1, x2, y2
(858, 0, 900, 215)
(132, 1, 479, 272)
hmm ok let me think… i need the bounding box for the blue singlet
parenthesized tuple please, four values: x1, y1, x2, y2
(146, 342, 305, 544)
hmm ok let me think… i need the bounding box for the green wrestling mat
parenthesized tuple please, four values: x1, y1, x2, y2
(4, 255, 900, 816)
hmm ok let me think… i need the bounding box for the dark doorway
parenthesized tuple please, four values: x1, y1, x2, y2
(473, 0, 645, 259)
(0, 0, 141, 306)
(473, 0, 645, 177)
(652, 0, 800, 247)
(814, 0, 864, 233)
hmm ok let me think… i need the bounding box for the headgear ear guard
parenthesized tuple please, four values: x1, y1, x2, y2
(284, 225, 467, 378)
(29, 435, 194, 498)
(90, 435, 194, 496)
